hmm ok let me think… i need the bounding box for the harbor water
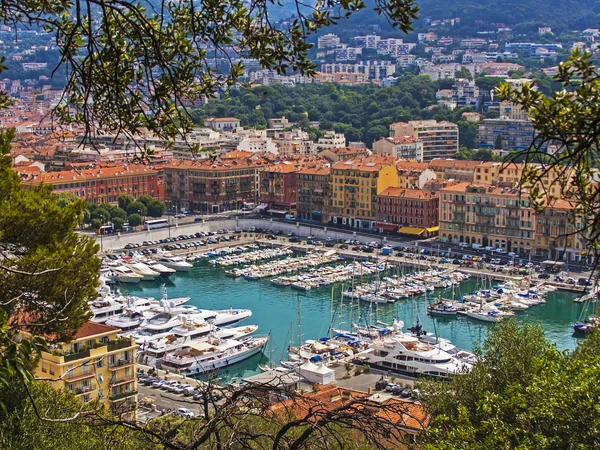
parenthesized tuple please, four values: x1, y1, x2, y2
(120, 258, 583, 381)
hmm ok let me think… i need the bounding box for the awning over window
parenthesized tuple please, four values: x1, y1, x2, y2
(374, 222, 398, 231)
(426, 226, 440, 233)
(398, 226, 425, 235)
(267, 209, 288, 214)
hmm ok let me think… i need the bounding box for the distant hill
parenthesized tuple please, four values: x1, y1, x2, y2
(305, 0, 600, 38)
(418, 0, 600, 32)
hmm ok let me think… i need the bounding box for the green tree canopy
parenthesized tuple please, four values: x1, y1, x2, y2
(0, 129, 99, 392)
(127, 214, 142, 228)
(125, 201, 147, 217)
(419, 320, 600, 449)
(146, 200, 167, 219)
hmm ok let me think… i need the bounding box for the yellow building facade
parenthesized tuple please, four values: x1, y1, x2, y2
(33, 322, 138, 420)
(329, 156, 398, 230)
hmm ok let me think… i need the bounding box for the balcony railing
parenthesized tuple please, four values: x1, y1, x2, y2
(64, 349, 90, 363)
(108, 359, 134, 369)
(109, 390, 138, 402)
(70, 383, 97, 395)
(107, 339, 133, 352)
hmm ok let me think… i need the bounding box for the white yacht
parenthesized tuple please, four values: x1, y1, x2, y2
(105, 309, 147, 330)
(113, 265, 144, 283)
(160, 335, 268, 375)
(89, 295, 124, 323)
(126, 262, 160, 281)
(354, 333, 471, 378)
(139, 323, 259, 365)
(156, 254, 193, 272)
(144, 260, 176, 277)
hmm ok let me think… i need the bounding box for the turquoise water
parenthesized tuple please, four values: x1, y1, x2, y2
(120, 259, 584, 381)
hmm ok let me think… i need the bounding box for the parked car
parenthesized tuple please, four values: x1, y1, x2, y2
(578, 278, 592, 286)
(176, 408, 195, 419)
(161, 380, 178, 390)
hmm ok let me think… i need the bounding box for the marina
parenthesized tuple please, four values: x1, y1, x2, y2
(113, 244, 586, 382)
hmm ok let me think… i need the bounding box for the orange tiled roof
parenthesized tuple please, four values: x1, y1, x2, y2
(74, 322, 119, 339)
(332, 155, 397, 171)
(379, 187, 437, 199)
(395, 160, 430, 172)
(428, 159, 483, 169)
(297, 166, 331, 175)
(22, 164, 157, 184)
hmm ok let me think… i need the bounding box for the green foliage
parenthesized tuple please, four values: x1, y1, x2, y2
(0, 382, 136, 450)
(458, 120, 478, 149)
(127, 214, 142, 228)
(90, 218, 102, 230)
(110, 207, 128, 221)
(111, 217, 125, 230)
(146, 200, 167, 218)
(117, 195, 136, 211)
(0, 129, 99, 404)
(417, 0, 600, 33)
(197, 78, 444, 145)
(419, 320, 600, 449)
(126, 201, 147, 217)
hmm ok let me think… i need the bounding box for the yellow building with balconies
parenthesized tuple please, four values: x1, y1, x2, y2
(329, 155, 399, 230)
(32, 322, 138, 420)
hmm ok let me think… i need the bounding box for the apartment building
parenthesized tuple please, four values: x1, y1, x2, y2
(329, 156, 398, 230)
(439, 183, 535, 255)
(395, 161, 437, 189)
(204, 117, 241, 130)
(389, 120, 459, 161)
(319, 146, 371, 162)
(428, 159, 483, 182)
(478, 118, 535, 151)
(296, 166, 331, 223)
(32, 322, 137, 420)
(20, 164, 160, 204)
(163, 154, 270, 213)
(316, 131, 346, 151)
(473, 162, 569, 198)
(372, 136, 424, 161)
(376, 187, 439, 236)
(534, 199, 589, 263)
(259, 161, 302, 214)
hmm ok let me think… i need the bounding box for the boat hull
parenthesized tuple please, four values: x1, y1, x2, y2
(167, 342, 267, 375)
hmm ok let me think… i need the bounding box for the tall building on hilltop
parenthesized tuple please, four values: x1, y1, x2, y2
(389, 120, 458, 161)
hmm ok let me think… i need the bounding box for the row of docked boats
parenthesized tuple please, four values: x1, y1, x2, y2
(427, 280, 558, 322)
(206, 246, 293, 267)
(102, 252, 193, 283)
(341, 270, 469, 304)
(90, 278, 267, 375)
(224, 250, 340, 280)
(272, 261, 387, 291)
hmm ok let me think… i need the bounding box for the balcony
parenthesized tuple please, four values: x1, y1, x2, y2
(70, 383, 97, 395)
(64, 349, 90, 363)
(107, 339, 134, 352)
(108, 359, 134, 370)
(109, 390, 138, 402)
(110, 375, 136, 386)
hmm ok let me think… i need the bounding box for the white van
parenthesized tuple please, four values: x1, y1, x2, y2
(471, 243, 481, 250)
(285, 214, 296, 221)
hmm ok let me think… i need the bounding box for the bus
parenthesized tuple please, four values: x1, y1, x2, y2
(98, 224, 114, 235)
(145, 219, 169, 231)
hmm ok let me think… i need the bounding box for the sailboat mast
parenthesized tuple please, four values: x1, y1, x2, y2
(329, 285, 334, 338)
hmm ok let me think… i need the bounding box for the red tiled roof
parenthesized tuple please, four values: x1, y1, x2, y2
(74, 321, 119, 339)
